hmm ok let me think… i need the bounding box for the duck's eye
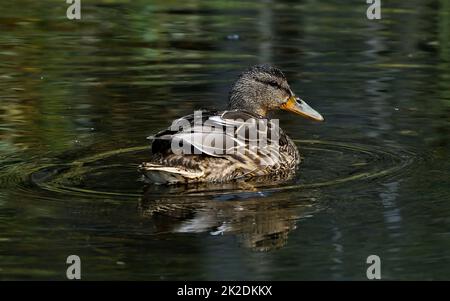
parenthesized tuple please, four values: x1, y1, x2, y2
(266, 81, 281, 89)
(265, 81, 291, 94)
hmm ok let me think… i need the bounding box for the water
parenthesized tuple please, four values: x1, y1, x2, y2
(0, 0, 449, 280)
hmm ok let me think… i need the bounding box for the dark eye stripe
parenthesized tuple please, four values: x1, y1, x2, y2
(254, 78, 289, 94)
(267, 81, 281, 88)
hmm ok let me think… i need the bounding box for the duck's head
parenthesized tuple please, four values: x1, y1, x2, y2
(228, 64, 324, 121)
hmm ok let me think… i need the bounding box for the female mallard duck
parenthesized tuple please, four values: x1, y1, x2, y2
(139, 64, 323, 184)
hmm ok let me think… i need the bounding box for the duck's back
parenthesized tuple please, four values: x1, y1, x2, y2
(139, 110, 300, 184)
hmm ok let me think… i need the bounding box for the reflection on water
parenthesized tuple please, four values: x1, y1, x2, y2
(1, 0, 450, 280)
(139, 187, 318, 252)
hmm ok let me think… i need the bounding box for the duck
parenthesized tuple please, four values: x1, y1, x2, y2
(139, 64, 323, 184)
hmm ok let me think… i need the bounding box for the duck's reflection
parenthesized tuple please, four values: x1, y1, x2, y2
(138, 183, 319, 252)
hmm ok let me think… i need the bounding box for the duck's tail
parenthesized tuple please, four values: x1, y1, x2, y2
(138, 163, 204, 184)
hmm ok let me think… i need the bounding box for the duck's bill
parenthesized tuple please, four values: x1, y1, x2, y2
(280, 96, 324, 121)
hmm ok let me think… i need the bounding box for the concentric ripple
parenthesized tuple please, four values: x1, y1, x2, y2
(22, 140, 418, 200)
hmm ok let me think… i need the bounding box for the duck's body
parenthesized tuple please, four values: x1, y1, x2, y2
(139, 109, 300, 184)
(139, 65, 323, 185)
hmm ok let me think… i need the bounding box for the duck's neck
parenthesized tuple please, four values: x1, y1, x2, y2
(228, 95, 268, 117)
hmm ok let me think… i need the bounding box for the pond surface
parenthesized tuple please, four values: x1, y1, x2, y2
(0, 0, 449, 280)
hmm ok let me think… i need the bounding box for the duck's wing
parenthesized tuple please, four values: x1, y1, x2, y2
(149, 110, 230, 157)
(142, 110, 294, 183)
(150, 110, 283, 161)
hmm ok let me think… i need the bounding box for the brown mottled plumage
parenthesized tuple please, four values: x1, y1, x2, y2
(139, 64, 323, 184)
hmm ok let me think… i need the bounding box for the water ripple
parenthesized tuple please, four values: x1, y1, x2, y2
(12, 140, 421, 201)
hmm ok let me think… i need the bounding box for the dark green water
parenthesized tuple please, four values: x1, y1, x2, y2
(0, 0, 449, 280)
